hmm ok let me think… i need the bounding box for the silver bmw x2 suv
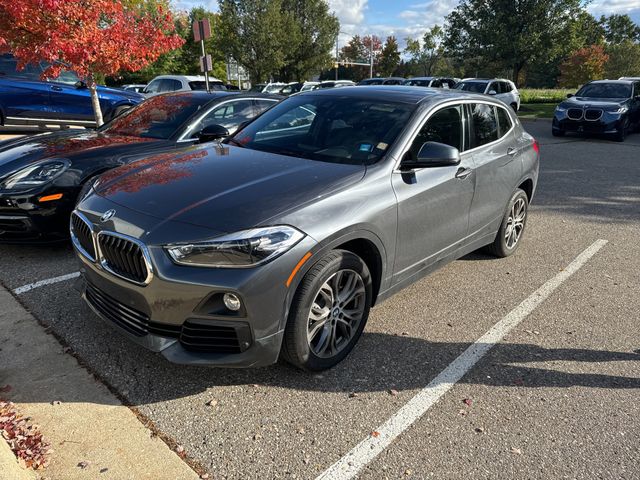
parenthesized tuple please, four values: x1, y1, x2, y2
(71, 86, 539, 371)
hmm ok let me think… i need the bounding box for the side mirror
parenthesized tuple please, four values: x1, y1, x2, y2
(488, 90, 497, 95)
(401, 142, 461, 170)
(566, 93, 574, 98)
(198, 124, 229, 143)
(75, 80, 87, 89)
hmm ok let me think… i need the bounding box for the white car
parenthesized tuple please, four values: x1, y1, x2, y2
(142, 75, 226, 97)
(455, 78, 521, 111)
(619, 77, 640, 81)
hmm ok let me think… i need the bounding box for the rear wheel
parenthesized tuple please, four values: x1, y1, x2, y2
(282, 250, 372, 371)
(485, 189, 528, 258)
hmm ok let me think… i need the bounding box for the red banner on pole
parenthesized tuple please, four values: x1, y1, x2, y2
(193, 19, 211, 42)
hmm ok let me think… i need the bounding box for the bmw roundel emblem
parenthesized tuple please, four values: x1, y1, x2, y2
(100, 209, 116, 223)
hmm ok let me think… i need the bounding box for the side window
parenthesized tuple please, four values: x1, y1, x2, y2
(470, 103, 499, 147)
(502, 82, 512, 93)
(158, 79, 180, 92)
(145, 80, 161, 93)
(170, 79, 183, 91)
(496, 107, 513, 137)
(488, 82, 499, 94)
(431, 79, 442, 88)
(254, 99, 277, 115)
(407, 105, 463, 161)
(190, 99, 256, 137)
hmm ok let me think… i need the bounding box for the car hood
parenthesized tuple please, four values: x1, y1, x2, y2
(0, 131, 162, 179)
(94, 144, 366, 233)
(565, 97, 628, 108)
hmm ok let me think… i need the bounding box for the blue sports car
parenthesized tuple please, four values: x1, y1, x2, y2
(0, 54, 143, 128)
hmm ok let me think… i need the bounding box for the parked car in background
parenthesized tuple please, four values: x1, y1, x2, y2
(279, 82, 304, 95)
(0, 91, 280, 242)
(403, 77, 457, 89)
(552, 80, 640, 141)
(358, 77, 405, 86)
(0, 54, 143, 128)
(71, 86, 538, 371)
(455, 78, 520, 111)
(317, 80, 356, 89)
(249, 82, 287, 94)
(300, 82, 320, 92)
(122, 84, 146, 94)
(143, 75, 226, 97)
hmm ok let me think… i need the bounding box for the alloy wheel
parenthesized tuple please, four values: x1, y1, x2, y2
(307, 269, 366, 358)
(504, 197, 526, 249)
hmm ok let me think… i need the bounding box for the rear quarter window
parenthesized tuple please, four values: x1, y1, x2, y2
(470, 103, 499, 147)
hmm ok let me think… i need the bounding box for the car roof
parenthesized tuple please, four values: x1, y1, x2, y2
(150, 74, 224, 83)
(588, 79, 633, 84)
(153, 91, 282, 103)
(295, 85, 494, 105)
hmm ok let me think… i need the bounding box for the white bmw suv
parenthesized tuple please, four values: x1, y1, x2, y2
(455, 78, 520, 111)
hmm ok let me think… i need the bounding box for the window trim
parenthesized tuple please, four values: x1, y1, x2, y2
(392, 99, 516, 172)
(176, 97, 278, 142)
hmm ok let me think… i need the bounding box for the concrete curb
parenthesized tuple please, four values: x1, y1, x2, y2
(0, 285, 200, 480)
(0, 434, 36, 480)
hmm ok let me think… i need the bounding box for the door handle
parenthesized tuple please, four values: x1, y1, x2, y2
(507, 147, 518, 156)
(455, 167, 473, 179)
(51, 86, 63, 91)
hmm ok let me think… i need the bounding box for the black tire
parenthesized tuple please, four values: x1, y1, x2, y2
(551, 128, 565, 137)
(107, 105, 130, 123)
(613, 117, 629, 142)
(282, 250, 372, 371)
(485, 188, 529, 258)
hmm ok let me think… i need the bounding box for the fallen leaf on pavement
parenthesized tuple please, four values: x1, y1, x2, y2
(511, 447, 522, 455)
(371, 431, 380, 438)
(205, 399, 218, 407)
(475, 427, 484, 433)
(77, 461, 90, 469)
(0, 385, 11, 393)
(462, 398, 472, 406)
(388, 389, 399, 396)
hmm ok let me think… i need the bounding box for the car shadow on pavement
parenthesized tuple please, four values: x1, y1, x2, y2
(6, 330, 638, 407)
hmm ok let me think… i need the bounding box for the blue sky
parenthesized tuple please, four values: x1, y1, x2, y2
(175, 0, 640, 48)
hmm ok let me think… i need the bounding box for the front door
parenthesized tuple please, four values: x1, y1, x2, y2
(391, 104, 475, 284)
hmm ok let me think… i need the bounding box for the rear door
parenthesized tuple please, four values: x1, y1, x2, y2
(391, 103, 476, 284)
(467, 103, 521, 238)
(0, 56, 51, 121)
(46, 70, 95, 123)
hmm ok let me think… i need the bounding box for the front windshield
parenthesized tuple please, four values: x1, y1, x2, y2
(229, 94, 417, 166)
(576, 83, 631, 99)
(100, 95, 208, 139)
(455, 82, 487, 93)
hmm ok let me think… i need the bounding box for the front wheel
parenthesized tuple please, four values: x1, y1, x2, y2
(282, 250, 372, 371)
(613, 117, 629, 142)
(485, 189, 529, 258)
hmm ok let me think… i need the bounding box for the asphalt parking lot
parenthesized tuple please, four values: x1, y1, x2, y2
(1, 119, 639, 479)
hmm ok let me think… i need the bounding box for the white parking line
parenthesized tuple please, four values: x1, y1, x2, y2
(13, 272, 80, 295)
(316, 239, 608, 480)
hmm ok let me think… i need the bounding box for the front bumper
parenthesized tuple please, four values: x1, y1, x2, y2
(0, 189, 77, 242)
(72, 200, 317, 367)
(553, 113, 624, 135)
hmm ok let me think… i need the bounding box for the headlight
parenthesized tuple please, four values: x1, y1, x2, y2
(555, 105, 567, 113)
(166, 226, 305, 267)
(615, 106, 629, 114)
(0, 159, 70, 191)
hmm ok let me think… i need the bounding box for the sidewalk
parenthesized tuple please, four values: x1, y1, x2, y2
(0, 285, 200, 480)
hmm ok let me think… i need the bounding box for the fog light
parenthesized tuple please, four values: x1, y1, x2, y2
(223, 293, 242, 311)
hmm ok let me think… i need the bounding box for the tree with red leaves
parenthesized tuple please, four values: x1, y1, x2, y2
(0, 0, 184, 126)
(558, 45, 609, 88)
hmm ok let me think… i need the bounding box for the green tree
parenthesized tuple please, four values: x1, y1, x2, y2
(444, 0, 584, 85)
(404, 26, 444, 76)
(278, 0, 339, 81)
(600, 14, 640, 44)
(558, 45, 608, 88)
(218, 0, 290, 83)
(339, 35, 381, 81)
(605, 41, 640, 79)
(378, 36, 400, 76)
